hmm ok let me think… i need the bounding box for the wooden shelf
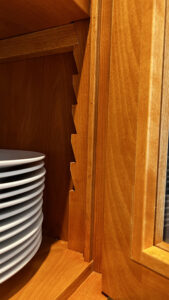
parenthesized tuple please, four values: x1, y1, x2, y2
(0, 0, 90, 39)
(0, 23, 79, 62)
(69, 272, 106, 300)
(0, 237, 93, 300)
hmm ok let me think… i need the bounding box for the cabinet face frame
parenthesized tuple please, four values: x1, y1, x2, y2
(131, 0, 169, 278)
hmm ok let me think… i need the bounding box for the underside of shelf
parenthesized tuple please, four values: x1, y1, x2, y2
(0, 237, 93, 300)
(0, 0, 90, 39)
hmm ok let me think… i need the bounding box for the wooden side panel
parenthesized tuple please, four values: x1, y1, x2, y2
(102, 0, 169, 298)
(0, 0, 90, 39)
(0, 53, 76, 240)
(69, 6, 102, 260)
(93, 0, 113, 272)
(68, 20, 90, 252)
(84, 0, 100, 263)
(102, 1, 142, 297)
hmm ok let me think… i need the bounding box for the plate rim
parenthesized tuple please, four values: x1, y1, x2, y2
(0, 168, 46, 189)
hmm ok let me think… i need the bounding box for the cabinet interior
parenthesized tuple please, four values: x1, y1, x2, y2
(0, 53, 76, 241)
(0, 15, 95, 298)
(0, 52, 78, 243)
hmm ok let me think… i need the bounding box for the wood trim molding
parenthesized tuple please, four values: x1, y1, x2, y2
(141, 246, 169, 278)
(84, 0, 101, 262)
(157, 241, 169, 252)
(0, 24, 78, 63)
(155, 0, 169, 244)
(92, 0, 113, 272)
(131, 0, 169, 278)
(68, 20, 90, 253)
(68, 0, 102, 262)
(132, 0, 166, 259)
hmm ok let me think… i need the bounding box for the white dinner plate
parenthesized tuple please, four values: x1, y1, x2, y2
(0, 178, 45, 200)
(0, 229, 41, 264)
(0, 149, 45, 167)
(0, 184, 45, 208)
(0, 200, 43, 232)
(0, 225, 42, 274)
(0, 210, 42, 242)
(0, 234, 42, 283)
(0, 161, 44, 178)
(0, 168, 46, 190)
(0, 215, 43, 254)
(0, 194, 42, 220)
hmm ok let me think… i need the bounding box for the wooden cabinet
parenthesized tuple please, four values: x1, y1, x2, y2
(1, 0, 169, 299)
(101, 0, 169, 299)
(0, 1, 98, 299)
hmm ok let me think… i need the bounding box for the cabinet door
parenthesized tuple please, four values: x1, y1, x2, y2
(102, 0, 169, 298)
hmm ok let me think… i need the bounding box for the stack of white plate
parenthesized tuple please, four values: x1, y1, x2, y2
(0, 149, 45, 283)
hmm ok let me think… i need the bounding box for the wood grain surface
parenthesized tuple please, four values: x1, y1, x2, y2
(132, 0, 165, 260)
(0, 0, 90, 39)
(93, 0, 113, 272)
(102, 0, 169, 298)
(155, 0, 169, 244)
(157, 241, 169, 252)
(0, 53, 76, 240)
(84, 0, 103, 263)
(74, 0, 90, 15)
(102, 0, 142, 296)
(130, 0, 169, 280)
(69, 272, 106, 299)
(0, 24, 78, 62)
(0, 238, 93, 300)
(68, 20, 90, 252)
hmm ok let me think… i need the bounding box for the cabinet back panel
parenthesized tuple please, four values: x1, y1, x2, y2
(0, 53, 76, 240)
